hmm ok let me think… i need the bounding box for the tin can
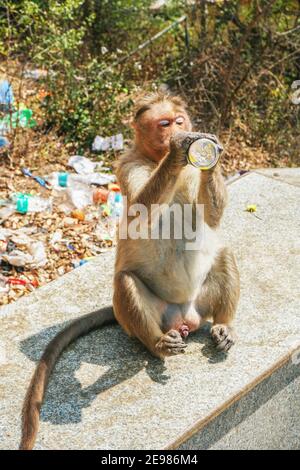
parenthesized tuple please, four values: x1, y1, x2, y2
(187, 138, 222, 170)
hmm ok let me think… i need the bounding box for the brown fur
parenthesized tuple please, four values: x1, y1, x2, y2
(20, 90, 239, 450)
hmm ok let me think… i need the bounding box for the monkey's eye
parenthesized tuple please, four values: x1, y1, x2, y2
(159, 120, 170, 127)
(176, 116, 184, 125)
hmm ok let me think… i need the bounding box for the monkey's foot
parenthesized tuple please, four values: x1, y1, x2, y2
(211, 324, 235, 352)
(155, 330, 187, 356)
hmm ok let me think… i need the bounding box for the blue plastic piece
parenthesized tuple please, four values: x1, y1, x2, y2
(0, 80, 14, 109)
(0, 136, 9, 148)
(22, 168, 49, 189)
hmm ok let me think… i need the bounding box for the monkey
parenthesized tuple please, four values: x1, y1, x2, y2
(20, 89, 240, 450)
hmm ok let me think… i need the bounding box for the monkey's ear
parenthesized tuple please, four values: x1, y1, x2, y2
(130, 120, 137, 129)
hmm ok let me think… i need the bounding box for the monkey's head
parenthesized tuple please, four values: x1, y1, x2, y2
(132, 89, 192, 162)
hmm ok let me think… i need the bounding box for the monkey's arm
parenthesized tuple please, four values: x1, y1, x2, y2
(198, 164, 228, 228)
(131, 151, 182, 207)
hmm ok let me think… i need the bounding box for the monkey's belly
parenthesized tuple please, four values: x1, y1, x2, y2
(141, 238, 220, 304)
(117, 222, 221, 303)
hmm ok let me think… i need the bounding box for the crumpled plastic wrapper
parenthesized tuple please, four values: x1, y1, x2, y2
(68, 155, 116, 185)
(0, 228, 47, 268)
(92, 133, 123, 152)
(52, 185, 94, 212)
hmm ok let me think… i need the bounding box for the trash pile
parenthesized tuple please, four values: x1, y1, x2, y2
(0, 77, 124, 306)
(0, 155, 123, 305)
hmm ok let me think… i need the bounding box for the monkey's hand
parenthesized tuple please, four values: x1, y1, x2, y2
(155, 330, 187, 357)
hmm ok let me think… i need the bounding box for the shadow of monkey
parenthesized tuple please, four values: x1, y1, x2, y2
(19, 316, 228, 426)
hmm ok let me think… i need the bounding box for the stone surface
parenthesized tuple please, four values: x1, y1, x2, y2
(211, 372, 300, 450)
(254, 167, 300, 187)
(179, 359, 300, 450)
(1, 170, 300, 450)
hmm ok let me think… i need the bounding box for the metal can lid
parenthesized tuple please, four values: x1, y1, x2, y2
(187, 138, 219, 169)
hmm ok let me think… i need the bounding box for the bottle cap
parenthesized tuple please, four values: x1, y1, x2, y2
(108, 183, 120, 192)
(16, 194, 29, 214)
(114, 193, 122, 203)
(58, 172, 68, 187)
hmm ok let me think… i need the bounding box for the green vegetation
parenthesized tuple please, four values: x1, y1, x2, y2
(0, 0, 299, 168)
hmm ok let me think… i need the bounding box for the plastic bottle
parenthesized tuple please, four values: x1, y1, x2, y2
(106, 186, 123, 238)
(50, 178, 94, 212)
(12, 193, 52, 214)
(187, 137, 223, 170)
(107, 188, 123, 220)
(46, 172, 71, 188)
(0, 194, 52, 220)
(46, 171, 105, 188)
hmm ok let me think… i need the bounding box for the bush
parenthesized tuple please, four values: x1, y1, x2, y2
(0, 0, 299, 165)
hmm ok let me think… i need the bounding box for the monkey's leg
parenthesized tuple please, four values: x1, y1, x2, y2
(196, 247, 240, 352)
(198, 165, 228, 229)
(113, 271, 187, 358)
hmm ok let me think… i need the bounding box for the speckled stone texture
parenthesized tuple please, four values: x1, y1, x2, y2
(210, 369, 300, 450)
(254, 167, 300, 187)
(179, 359, 300, 450)
(0, 170, 300, 450)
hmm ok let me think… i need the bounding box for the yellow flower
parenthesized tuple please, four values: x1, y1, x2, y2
(246, 204, 257, 213)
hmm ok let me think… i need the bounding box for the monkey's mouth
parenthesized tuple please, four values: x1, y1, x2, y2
(156, 139, 170, 149)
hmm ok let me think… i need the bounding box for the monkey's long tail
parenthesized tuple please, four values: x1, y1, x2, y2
(19, 306, 115, 450)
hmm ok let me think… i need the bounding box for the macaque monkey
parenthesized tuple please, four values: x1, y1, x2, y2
(20, 89, 240, 450)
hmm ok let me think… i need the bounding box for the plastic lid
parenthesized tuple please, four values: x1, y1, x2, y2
(58, 172, 68, 187)
(114, 193, 122, 203)
(16, 194, 29, 214)
(108, 183, 120, 192)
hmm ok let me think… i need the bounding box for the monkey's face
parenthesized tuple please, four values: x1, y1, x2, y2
(134, 101, 192, 161)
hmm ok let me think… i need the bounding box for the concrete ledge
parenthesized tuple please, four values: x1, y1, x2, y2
(174, 357, 300, 450)
(1, 170, 300, 449)
(254, 167, 300, 187)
